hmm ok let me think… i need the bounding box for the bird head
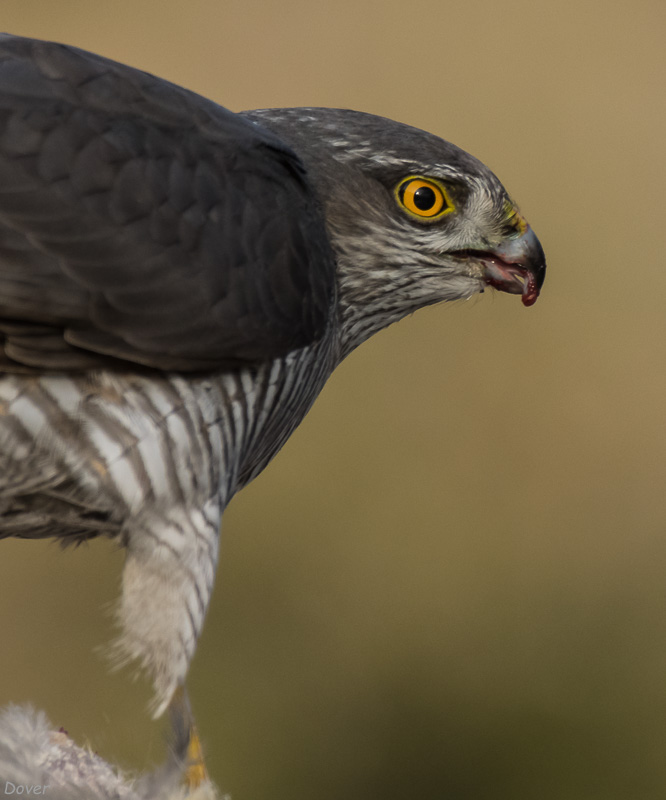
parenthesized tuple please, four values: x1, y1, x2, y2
(243, 108, 546, 357)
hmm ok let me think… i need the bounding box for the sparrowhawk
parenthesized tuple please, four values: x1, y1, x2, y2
(0, 34, 546, 731)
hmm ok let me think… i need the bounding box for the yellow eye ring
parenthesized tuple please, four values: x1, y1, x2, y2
(395, 176, 454, 220)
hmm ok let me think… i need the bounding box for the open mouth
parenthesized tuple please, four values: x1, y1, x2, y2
(453, 248, 544, 307)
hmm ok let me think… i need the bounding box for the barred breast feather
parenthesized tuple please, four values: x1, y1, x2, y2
(0, 336, 335, 712)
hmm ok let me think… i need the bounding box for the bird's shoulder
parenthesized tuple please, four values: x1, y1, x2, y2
(0, 34, 336, 372)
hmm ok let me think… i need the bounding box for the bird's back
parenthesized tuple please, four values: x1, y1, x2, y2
(0, 33, 336, 373)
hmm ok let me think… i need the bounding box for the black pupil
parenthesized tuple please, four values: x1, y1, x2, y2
(413, 185, 437, 210)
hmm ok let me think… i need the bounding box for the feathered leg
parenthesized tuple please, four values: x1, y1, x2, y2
(115, 503, 221, 717)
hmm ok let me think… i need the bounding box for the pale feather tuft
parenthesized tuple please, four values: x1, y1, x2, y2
(0, 705, 226, 799)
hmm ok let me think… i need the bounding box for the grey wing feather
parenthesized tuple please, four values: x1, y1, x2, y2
(0, 33, 335, 372)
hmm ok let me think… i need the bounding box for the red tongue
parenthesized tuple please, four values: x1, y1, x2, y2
(481, 255, 542, 307)
(521, 272, 540, 307)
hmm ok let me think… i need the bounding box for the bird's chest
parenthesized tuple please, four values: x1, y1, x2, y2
(0, 334, 334, 536)
(233, 339, 336, 490)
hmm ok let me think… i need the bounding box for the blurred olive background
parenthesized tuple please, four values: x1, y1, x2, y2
(0, 1, 664, 798)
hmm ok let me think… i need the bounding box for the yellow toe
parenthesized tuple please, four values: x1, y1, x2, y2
(184, 723, 208, 789)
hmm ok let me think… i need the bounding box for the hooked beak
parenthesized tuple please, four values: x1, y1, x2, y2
(455, 226, 547, 307)
(483, 226, 546, 306)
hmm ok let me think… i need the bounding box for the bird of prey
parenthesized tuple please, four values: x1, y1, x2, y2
(0, 32, 545, 748)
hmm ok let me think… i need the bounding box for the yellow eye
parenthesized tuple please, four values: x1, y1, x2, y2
(395, 176, 453, 220)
